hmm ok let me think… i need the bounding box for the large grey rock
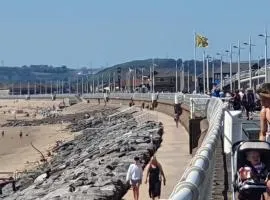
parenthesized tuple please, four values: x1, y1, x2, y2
(1, 108, 163, 200)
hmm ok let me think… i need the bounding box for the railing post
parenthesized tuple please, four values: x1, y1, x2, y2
(190, 98, 194, 119)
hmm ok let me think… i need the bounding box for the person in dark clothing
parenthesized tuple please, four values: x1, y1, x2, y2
(145, 156, 166, 200)
(242, 89, 255, 120)
(174, 103, 182, 128)
(233, 90, 242, 110)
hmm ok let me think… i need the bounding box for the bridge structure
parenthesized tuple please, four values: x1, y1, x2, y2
(0, 92, 260, 199)
(217, 65, 270, 89)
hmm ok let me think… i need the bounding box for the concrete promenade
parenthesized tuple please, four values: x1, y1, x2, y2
(122, 110, 191, 200)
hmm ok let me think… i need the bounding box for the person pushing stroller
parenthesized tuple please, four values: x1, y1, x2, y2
(238, 150, 270, 200)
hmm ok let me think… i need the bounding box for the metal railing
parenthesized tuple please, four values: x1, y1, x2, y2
(218, 65, 270, 88)
(169, 97, 225, 200)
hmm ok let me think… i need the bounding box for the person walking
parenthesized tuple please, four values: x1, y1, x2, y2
(126, 156, 143, 200)
(242, 88, 255, 120)
(233, 90, 242, 110)
(144, 156, 166, 200)
(174, 103, 182, 128)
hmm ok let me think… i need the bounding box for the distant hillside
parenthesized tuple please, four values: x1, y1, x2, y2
(97, 58, 267, 81)
(0, 58, 267, 84)
(97, 58, 216, 81)
(0, 65, 76, 83)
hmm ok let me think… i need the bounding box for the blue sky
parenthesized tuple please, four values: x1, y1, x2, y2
(0, 0, 270, 68)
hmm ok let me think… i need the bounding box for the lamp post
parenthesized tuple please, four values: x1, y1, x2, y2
(11, 82, 14, 95)
(34, 82, 37, 95)
(113, 71, 116, 92)
(92, 72, 95, 93)
(141, 68, 144, 86)
(233, 40, 245, 89)
(86, 75, 89, 93)
(152, 59, 157, 93)
(216, 53, 223, 89)
(258, 28, 270, 83)
(243, 36, 256, 88)
(152, 59, 155, 93)
(50, 80, 53, 94)
(109, 72, 111, 92)
(62, 80, 64, 94)
(76, 77, 79, 94)
(206, 55, 212, 94)
(20, 81, 22, 96)
(225, 44, 233, 92)
(45, 81, 47, 94)
(258, 56, 263, 86)
(39, 80, 42, 94)
(203, 51, 206, 94)
(68, 78, 71, 94)
(27, 81, 30, 95)
(101, 73, 103, 93)
(181, 62, 185, 92)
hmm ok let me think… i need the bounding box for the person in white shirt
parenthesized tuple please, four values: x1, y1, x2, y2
(126, 156, 143, 200)
(239, 89, 244, 101)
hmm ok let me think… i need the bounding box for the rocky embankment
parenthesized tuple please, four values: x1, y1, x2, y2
(1, 108, 163, 200)
(1, 107, 119, 129)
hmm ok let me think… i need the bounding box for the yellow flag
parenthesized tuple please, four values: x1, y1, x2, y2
(196, 34, 208, 48)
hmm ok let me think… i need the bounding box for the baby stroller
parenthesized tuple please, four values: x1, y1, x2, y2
(232, 140, 270, 200)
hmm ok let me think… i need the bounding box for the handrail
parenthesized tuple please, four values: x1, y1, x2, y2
(217, 66, 270, 88)
(169, 98, 225, 200)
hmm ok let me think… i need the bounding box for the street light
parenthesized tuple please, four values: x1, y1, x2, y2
(233, 41, 245, 89)
(206, 55, 212, 93)
(181, 62, 185, 92)
(258, 56, 263, 86)
(152, 59, 158, 93)
(225, 44, 233, 92)
(211, 57, 215, 90)
(216, 53, 224, 89)
(258, 28, 270, 83)
(203, 51, 206, 94)
(243, 36, 256, 88)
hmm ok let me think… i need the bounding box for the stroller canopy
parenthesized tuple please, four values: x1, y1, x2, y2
(233, 140, 270, 172)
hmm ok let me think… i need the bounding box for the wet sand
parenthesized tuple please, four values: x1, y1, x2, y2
(0, 99, 73, 176)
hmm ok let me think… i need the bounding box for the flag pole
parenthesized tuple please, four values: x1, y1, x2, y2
(194, 31, 197, 93)
(175, 59, 178, 92)
(212, 56, 215, 90)
(187, 62, 190, 93)
(206, 55, 209, 93)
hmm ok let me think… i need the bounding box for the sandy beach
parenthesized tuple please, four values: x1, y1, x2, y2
(0, 99, 74, 176)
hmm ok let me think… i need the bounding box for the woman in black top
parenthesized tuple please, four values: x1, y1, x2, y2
(145, 156, 166, 199)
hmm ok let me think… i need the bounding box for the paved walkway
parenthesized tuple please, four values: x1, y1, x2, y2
(122, 110, 191, 200)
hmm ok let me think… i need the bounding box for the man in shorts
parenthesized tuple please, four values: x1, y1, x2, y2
(126, 156, 143, 200)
